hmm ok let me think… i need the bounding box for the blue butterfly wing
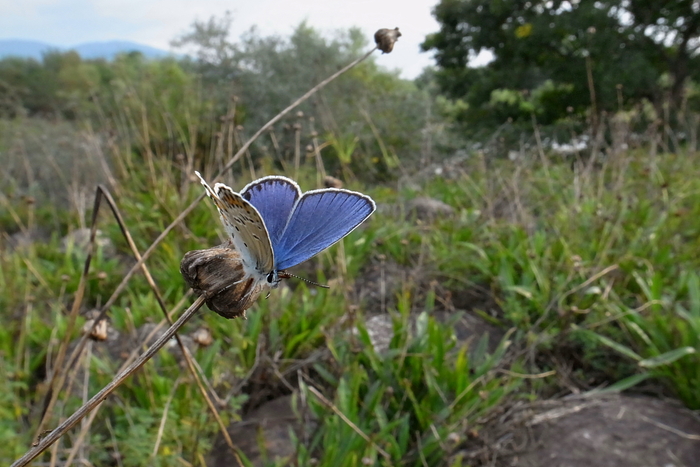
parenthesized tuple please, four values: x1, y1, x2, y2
(274, 189, 376, 270)
(240, 176, 301, 247)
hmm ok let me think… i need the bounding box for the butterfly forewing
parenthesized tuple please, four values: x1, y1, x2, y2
(240, 176, 301, 247)
(196, 172, 275, 277)
(274, 189, 376, 270)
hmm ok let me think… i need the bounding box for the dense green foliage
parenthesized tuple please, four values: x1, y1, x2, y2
(4, 110, 700, 464)
(422, 0, 700, 131)
(2, 15, 700, 467)
(0, 23, 432, 182)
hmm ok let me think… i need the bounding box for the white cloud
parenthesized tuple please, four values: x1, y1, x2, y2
(0, 0, 442, 78)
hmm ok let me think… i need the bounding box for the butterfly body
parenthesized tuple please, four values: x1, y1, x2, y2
(196, 172, 375, 297)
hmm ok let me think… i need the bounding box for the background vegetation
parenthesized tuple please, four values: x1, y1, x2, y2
(1, 2, 699, 465)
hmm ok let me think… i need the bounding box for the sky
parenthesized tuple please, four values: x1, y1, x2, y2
(0, 0, 457, 79)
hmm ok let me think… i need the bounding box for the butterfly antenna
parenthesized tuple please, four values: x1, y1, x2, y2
(279, 272, 330, 289)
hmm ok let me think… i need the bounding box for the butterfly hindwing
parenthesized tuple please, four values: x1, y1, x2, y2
(240, 176, 301, 247)
(196, 172, 274, 277)
(273, 189, 376, 270)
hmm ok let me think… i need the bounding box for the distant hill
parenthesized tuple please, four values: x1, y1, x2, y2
(0, 39, 176, 61)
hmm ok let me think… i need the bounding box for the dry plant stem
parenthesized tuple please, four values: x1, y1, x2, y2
(215, 47, 377, 181)
(64, 305, 184, 465)
(530, 113, 553, 191)
(64, 386, 102, 466)
(96, 46, 379, 326)
(306, 384, 391, 461)
(22, 46, 377, 465)
(11, 296, 206, 467)
(34, 188, 102, 440)
(294, 118, 301, 179)
(308, 119, 328, 185)
(152, 379, 181, 460)
(60, 186, 245, 466)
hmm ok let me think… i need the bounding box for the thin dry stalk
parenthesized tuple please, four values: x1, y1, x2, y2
(33, 189, 102, 441)
(104, 418, 124, 467)
(63, 306, 180, 460)
(360, 107, 402, 177)
(530, 113, 553, 190)
(226, 96, 238, 170)
(306, 384, 391, 461)
(151, 379, 181, 460)
(585, 55, 598, 135)
(268, 127, 283, 164)
(293, 114, 302, 179)
(64, 402, 99, 465)
(232, 125, 256, 180)
(58, 186, 245, 465)
(0, 196, 27, 233)
(91, 46, 379, 328)
(17, 43, 379, 466)
(308, 117, 328, 185)
(11, 296, 206, 467)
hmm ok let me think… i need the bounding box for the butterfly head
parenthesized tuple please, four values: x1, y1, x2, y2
(266, 270, 282, 288)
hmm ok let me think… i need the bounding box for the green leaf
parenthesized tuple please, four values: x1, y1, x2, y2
(576, 327, 642, 361)
(584, 373, 652, 395)
(638, 347, 696, 368)
(504, 285, 534, 300)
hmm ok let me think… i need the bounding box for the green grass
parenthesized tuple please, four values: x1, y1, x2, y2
(1, 110, 700, 466)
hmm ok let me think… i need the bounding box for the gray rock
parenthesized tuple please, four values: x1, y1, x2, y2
(61, 228, 116, 257)
(208, 394, 315, 467)
(357, 314, 395, 354)
(5, 228, 49, 251)
(460, 394, 700, 467)
(406, 197, 455, 221)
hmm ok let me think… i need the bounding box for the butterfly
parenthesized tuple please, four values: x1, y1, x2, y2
(196, 172, 376, 300)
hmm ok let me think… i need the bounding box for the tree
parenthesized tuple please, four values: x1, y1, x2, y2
(170, 11, 238, 85)
(422, 0, 700, 129)
(172, 16, 433, 178)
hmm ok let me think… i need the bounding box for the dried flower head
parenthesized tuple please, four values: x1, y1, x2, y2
(323, 175, 344, 189)
(180, 244, 265, 319)
(192, 327, 214, 346)
(374, 27, 402, 54)
(82, 310, 109, 341)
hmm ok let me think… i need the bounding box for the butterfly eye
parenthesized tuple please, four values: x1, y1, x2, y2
(266, 272, 276, 284)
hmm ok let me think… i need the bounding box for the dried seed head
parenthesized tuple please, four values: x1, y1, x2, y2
(82, 311, 109, 341)
(374, 27, 402, 54)
(192, 327, 214, 346)
(180, 244, 265, 319)
(323, 175, 343, 189)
